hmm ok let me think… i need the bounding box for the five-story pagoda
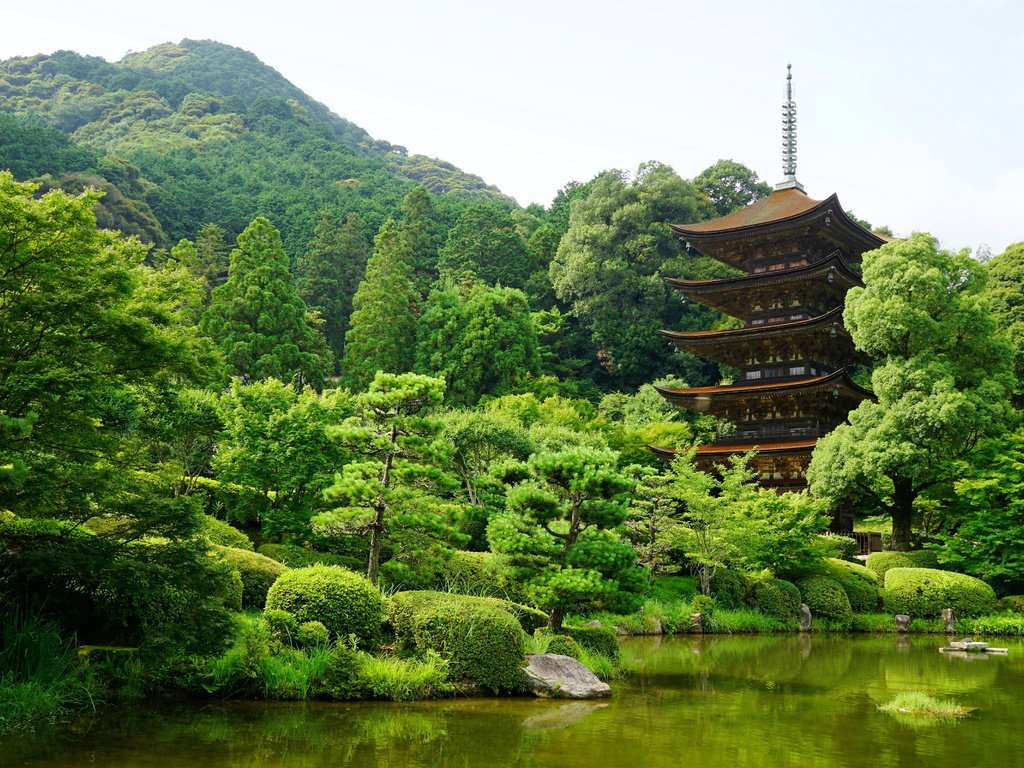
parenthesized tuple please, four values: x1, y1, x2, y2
(654, 66, 883, 491)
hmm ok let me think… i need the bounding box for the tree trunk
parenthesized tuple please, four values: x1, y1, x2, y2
(367, 520, 382, 585)
(890, 477, 915, 552)
(548, 606, 565, 632)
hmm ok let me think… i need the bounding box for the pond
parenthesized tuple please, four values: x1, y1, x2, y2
(7, 634, 1024, 767)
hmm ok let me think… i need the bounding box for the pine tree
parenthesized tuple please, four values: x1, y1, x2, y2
(200, 216, 331, 385)
(341, 220, 417, 391)
(296, 211, 370, 364)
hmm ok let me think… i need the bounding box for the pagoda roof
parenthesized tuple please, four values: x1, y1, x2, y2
(674, 188, 825, 236)
(655, 368, 872, 413)
(648, 439, 817, 460)
(660, 305, 845, 346)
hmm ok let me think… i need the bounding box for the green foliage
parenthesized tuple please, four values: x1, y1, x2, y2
(879, 691, 970, 720)
(865, 550, 939, 580)
(0, 112, 99, 179)
(341, 220, 418, 391)
(961, 613, 1024, 636)
(543, 634, 583, 660)
(821, 535, 860, 561)
(436, 203, 534, 288)
(211, 545, 289, 609)
(487, 446, 643, 629)
(996, 595, 1024, 613)
(438, 551, 522, 600)
(201, 216, 330, 385)
(690, 594, 717, 621)
(692, 158, 771, 216)
(220, 569, 244, 612)
(798, 576, 853, 626)
(295, 621, 330, 649)
(386, 591, 526, 693)
(262, 609, 298, 645)
(257, 543, 363, 571)
(265, 565, 383, 646)
(561, 623, 621, 660)
(649, 575, 698, 602)
(747, 577, 801, 623)
(315, 373, 465, 585)
(982, 241, 1024, 405)
(198, 515, 253, 550)
(355, 651, 453, 701)
(821, 558, 880, 613)
(809, 233, 1014, 550)
(416, 280, 542, 406)
(708, 568, 748, 609)
(882, 567, 997, 618)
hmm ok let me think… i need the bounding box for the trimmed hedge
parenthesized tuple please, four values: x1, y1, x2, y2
(865, 550, 939, 580)
(997, 595, 1024, 614)
(820, 535, 859, 561)
(257, 543, 361, 570)
(798, 576, 853, 625)
(220, 567, 244, 612)
(199, 515, 254, 551)
(823, 558, 880, 613)
(563, 623, 620, 660)
(545, 634, 583, 660)
(211, 545, 289, 609)
(883, 567, 997, 618)
(749, 577, 801, 622)
(386, 591, 525, 693)
(266, 565, 383, 647)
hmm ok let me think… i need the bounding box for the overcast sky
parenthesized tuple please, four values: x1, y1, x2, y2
(3, 0, 1022, 253)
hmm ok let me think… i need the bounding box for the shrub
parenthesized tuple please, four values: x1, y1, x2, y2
(257, 543, 361, 571)
(543, 634, 583, 660)
(883, 568, 997, 618)
(265, 565, 383, 647)
(748, 577, 801, 622)
(386, 589, 546, 634)
(822, 558, 880, 613)
(211, 545, 289, 609)
(386, 591, 525, 693)
(357, 652, 453, 701)
(219, 568, 244, 612)
(798, 576, 853, 625)
(690, 594, 717, 621)
(319, 644, 362, 700)
(563, 623, 620, 660)
(865, 550, 939, 580)
(262, 609, 298, 644)
(820, 534, 859, 561)
(961, 614, 1024, 636)
(438, 551, 521, 600)
(296, 621, 330, 649)
(709, 568, 747, 608)
(997, 595, 1024, 613)
(198, 515, 253, 550)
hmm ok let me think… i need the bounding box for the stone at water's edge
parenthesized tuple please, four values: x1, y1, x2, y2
(799, 603, 812, 631)
(942, 608, 956, 633)
(522, 654, 612, 699)
(895, 614, 911, 632)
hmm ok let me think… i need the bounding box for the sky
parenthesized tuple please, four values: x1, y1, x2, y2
(3, 0, 1022, 253)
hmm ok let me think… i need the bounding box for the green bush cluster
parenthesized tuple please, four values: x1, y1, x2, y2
(865, 550, 939, 580)
(296, 621, 330, 649)
(438, 551, 522, 600)
(386, 591, 526, 693)
(997, 595, 1024, 613)
(265, 565, 383, 647)
(822, 558, 880, 613)
(256, 543, 362, 571)
(543, 634, 583, 660)
(219, 568, 244, 612)
(708, 568, 746, 608)
(198, 515, 254, 550)
(798, 576, 853, 625)
(563, 623, 620, 660)
(820, 535, 859, 561)
(211, 545, 289, 609)
(690, 594, 717, 621)
(748, 577, 801, 622)
(883, 567, 997, 618)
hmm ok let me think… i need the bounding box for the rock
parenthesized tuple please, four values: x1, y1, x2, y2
(691, 613, 704, 633)
(522, 654, 612, 699)
(799, 603, 812, 632)
(942, 607, 956, 633)
(585, 620, 603, 628)
(895, 614, 911, 632)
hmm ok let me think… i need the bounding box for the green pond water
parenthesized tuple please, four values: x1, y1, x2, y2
(6, 634, 1024, 768)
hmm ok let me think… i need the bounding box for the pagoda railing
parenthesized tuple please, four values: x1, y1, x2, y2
(717, 424, 822, 443)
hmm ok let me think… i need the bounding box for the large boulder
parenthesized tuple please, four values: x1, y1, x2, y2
(522, 654, 612, 699)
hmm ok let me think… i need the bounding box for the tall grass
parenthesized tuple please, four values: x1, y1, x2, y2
(357, 652, 453, 701)
(879, 691, 971, 719)
(0, 608, 93, 733)
(523, 632, 620, 680)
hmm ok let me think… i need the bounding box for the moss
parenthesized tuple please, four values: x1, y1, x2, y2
(386, 591, 526, 693)
(822, 558, 880, 613)
(883, 567, 997, 618)
(265, 565, 383, 648)
(198, 515, 253, 550)
(748, 577, 801, 623)
(257, 543, 362, 571)
(865, 550, 939, 580)
(211, 545, 289, 609)
(798, 575, 853, 626)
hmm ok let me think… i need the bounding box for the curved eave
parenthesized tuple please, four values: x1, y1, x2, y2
(665, 250, 863, 298)
(648, 440, 817, 461)
(671, 192, 886, 253)
(655, 368, 873, 411)
(660, 306, 846, 345)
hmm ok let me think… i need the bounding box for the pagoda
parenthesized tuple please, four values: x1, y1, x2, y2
(654, 66, 884, 492)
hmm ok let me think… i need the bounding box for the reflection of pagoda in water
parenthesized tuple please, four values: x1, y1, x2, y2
(654, 66, 883, 492)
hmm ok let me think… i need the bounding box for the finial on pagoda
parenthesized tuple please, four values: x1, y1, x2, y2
(775, 64, 805, 192)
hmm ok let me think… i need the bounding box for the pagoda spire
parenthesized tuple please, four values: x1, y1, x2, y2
(775, 64, 805, 192)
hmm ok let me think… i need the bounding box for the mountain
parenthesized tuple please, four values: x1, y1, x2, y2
(0, 39, 512, 254)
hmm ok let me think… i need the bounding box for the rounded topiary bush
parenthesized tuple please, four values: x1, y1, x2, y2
(709, 568, 747, 608)
(198, 515, 254, 550)
(798, 576, 853, 625)
(865, 550, 939, 580)
(749, 577, 801, 622)
(823, 558, 880, 613)
(212, 545, 289, 609)
(544, 634, 583, 660)
(997, 595, 1024, 614)
(296, 620, 330, 648)
(266, 565, 383, 647)
(883, 567, 997, 618)
(386, 590, 525, 693)
(563, 623, 620, 660)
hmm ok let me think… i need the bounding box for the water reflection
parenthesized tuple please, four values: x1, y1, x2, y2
(7, 635, 1024, 768)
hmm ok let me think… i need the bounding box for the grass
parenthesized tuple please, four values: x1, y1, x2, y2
(356, 651, 454, 701)
(523, 632, 621, 680)
(879, 691, 972, 722)
(958, 613, 1024, 636)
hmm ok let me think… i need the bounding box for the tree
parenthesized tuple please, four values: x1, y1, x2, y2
(313, 373, 465, 585)
(808, 233, 1014, 550)
(487, 447, 644, 629)
(201, 216, 330, 385)
(550, 162, 726, 388)
(415, 280, 542, 405)
(436, 203, 535, 289)
(296, 211, 370, 363)
(398, 186, 444, 300)
(341, 220, 418, 391)
(693, 159, 771, 217)
(981, 241, 1024, 406)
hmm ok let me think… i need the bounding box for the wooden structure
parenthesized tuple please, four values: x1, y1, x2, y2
(654, 68, 886, 496)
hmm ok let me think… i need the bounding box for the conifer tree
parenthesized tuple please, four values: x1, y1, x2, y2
(398, 186, 443, 300)
(296, 211, 370, 363)
(341, 220, 417, 391)
(200, 216, 330, 385)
